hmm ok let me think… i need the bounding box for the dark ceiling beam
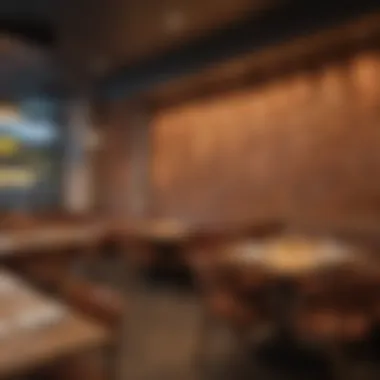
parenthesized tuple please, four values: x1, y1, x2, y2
(146, 13, 380, 109)
(99, 0, 380, 100)
(0, 18, 55, 47)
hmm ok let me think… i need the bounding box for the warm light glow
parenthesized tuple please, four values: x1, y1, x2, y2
(164, 10, 185, 33)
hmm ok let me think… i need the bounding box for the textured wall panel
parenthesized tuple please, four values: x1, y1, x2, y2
(151, 52, 380, 228)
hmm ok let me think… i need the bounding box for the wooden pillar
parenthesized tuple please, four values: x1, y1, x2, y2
(93, 102, 151, 219)
(125, 106, 152, 219)
(63, 99, 93, 214)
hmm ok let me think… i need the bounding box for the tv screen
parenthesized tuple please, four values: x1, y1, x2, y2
(0, 101, 64, 211)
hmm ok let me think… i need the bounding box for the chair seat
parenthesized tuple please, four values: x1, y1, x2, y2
(61, 278, 125, 330)
(11, 256, 71, 292)
(207, 290, 258, 327)
(296, 309, 370, 342)
(46, 350, 108, 380)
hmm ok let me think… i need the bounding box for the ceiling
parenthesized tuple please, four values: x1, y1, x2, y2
(1, 0, 285, 94)
(96, 0, 380, 101)
(143, 11, 380, 109)
(1, 0, 53, 18)
(57, 0, 283, 80)
(0, 36, 60, 100)
(2, 0, 380, 102)
(0, 0, 56, 44)
(1, 0, 59, 99)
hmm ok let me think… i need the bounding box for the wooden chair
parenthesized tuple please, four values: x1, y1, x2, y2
(296, 267, 375, 342)
(1, 212, 107, 293)
(293, 268, 377, 380)
(190, 247, 271, 369)
(188, 222, 283, 367)
(47, 349, 109, 380)
(59, 276, 126, 380)
(60, 276, 125, 331)
(0, 213, 66, 292)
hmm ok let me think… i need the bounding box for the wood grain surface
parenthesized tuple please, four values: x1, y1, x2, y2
(0, 270, 110, 378)
(150, 51, 380, 236)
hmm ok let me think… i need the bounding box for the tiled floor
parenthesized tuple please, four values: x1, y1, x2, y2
(112, 264, 244, 380)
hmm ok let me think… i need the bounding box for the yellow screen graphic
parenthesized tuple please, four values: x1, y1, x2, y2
(0, 137, 19, 156)
(0, 168, 37, 187)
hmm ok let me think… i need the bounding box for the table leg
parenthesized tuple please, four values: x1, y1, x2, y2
(193, 303, 215, 371)
(49, 348, 109, 380)
(328, 343, 354, 380)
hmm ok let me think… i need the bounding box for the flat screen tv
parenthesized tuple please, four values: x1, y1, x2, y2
(0, 102, 64, 211)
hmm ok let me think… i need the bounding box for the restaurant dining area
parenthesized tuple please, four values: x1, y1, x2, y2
(3, 0, 380, 379)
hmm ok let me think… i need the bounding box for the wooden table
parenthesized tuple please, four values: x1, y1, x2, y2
(0, 222, 108, 256)
(0, 314, 110, 379)
(216, 235, 366, 276)
(113, 219, 192, 272)
(113, 218, 191, 243)
(0, 218, 110, 292)
(189, 233, 380, 378)
(198, 234, 378, 311)
(0, 269, 111, 380)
